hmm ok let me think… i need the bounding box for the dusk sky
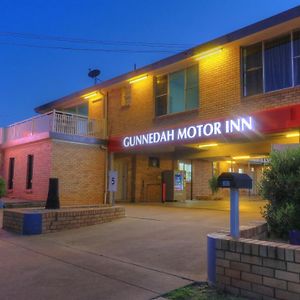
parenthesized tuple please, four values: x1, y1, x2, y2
(1, 0, 300, 126)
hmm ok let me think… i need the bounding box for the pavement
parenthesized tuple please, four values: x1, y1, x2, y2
(0, 200, 264, 300)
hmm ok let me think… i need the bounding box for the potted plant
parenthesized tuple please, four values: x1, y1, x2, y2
(0, 177, 6, 208)
(259, 148, 300, 244)
(208, 175, 219, 200)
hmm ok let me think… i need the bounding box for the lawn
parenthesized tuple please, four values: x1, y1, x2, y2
(164, 283, 246, 300)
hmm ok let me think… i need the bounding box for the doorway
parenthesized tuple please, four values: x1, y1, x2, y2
(115, 159, 128, 201)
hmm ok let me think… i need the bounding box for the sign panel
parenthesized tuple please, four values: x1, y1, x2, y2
(108, 170, 118, 192)
(122, 116, 254, 149)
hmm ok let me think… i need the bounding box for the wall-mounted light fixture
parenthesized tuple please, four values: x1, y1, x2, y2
(82, 91, 101, 100)
(198, 143, 218, 148)
(286, 132, 300, 138)
(232, 155, 250, 160)
(194, 47, 223, 60)
(129, 75, 148, 84)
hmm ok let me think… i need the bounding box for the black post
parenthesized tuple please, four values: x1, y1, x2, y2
(45, 178, 60, 209)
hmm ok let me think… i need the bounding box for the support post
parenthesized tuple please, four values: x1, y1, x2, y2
(230, 188, 239, 238)
(108, 152, 115, 206)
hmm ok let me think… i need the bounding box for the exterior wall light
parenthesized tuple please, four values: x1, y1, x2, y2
(286, 132, 300, 138)
(232, 155, 250, 160)
(198, 143, 218, 148)
(195, 47, 223, 60)
(129, 75, 148, 84)
(82, 91, 101, 100)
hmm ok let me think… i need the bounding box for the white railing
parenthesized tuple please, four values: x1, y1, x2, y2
(2, 110, 105, 144)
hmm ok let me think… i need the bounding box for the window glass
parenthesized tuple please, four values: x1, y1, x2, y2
(264, 34, 292, 92)
(155, 75, 168, 116)
(178, 161, 192, 182)
(154, 65, 199, 117)
(64, 103, 88, 116)
(8, 157, 15, 190)
(77, 103, 88, 116)
(186, 65, 199, 109)
(293, 30, 300, 86)
(169, 70, 185, 113)
(26, 155, 34, 190)
(243, 43, 263, 96)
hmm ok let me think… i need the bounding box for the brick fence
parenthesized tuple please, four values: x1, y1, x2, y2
(208, 222, 300, 300)
(3, 206, 125, 234)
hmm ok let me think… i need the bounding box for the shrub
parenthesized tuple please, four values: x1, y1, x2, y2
(262, 202, 300, 238)
(0, 177, 6, 198)
(208, 175, 219, 196)
(259, 148, 300, 237)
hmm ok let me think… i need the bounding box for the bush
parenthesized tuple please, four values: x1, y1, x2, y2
(208, 175, 219, 196)
(262, 202, 300, 238)
(0, 177, 6, 198)
(259, 148, 300, 237)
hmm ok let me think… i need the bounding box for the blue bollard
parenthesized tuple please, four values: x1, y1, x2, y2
(230, 188, 239, 238)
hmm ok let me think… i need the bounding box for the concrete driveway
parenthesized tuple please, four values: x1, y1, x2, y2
(0, 203, 264, 300)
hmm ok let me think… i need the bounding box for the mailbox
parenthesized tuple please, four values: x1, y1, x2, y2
(217, 172, 252, 189)
(217, 172, 252, 239)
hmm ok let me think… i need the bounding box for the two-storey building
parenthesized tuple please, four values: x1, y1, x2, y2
(2, 6, 300, 205)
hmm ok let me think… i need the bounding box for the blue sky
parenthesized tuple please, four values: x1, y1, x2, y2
(1, 0, 300, 126)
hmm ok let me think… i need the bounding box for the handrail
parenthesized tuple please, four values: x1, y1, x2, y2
(1, 110, 104, 144)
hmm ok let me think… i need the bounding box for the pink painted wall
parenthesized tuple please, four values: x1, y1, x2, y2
(2, 139, 52, 201)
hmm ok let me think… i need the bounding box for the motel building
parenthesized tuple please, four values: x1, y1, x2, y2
(2, 6, 300, 206)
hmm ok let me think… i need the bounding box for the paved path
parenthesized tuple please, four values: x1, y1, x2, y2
(0, 203, 263, 300)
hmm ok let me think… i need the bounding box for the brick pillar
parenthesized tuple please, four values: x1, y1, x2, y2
(192, 159, 213, 199)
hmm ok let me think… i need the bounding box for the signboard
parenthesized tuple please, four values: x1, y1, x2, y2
(108, 170, 118, 192)
(122, 116, 253, 149)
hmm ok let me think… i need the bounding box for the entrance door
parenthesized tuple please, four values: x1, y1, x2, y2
(115, 160, 128, 202)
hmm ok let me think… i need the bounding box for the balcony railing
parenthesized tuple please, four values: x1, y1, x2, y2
(1, 110, 105, 145)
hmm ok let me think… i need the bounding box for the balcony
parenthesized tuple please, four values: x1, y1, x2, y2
(0, 110, 106, 147)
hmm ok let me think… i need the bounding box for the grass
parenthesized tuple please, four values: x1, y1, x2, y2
(163, 283, 246, 300)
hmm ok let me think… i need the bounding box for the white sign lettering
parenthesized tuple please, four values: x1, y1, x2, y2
(123, 116, 254, 148)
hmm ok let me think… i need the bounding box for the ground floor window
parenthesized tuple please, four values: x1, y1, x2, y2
(8, 157, 15, 190)
(26, 154, 34, 189)
(178, 161, 192, 182)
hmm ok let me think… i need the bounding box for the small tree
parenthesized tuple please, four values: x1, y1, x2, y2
(259, 148, 300, 237)
(0, 177, 6, 198)
(208, 175, 219, 197)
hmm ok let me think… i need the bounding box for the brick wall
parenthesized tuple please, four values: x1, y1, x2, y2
(51, 140, 106, 206)
(107, 44, 300, 139)
(211, 223, 300, 300)
(192, 160, 212, 198)
(135, 154, 173, 202)
(3, 206, 125, 234)
(2, 139, 52, 201)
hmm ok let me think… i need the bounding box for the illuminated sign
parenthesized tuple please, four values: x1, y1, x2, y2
(123, 116, 254, 148)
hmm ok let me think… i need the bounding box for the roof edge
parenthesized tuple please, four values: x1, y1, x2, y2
(35, 5, 300, 113)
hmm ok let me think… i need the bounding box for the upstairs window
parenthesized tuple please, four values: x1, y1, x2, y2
(242, 30, 300, 96)
(155, 65, 199, 117)
(293, 30, 300, 86)
(243, 43, 263, 96)
(63, 103, 88, 116)
(264, 34, 292, 92)
(121, 85, 131, 107)
(155, 75, 168, 116)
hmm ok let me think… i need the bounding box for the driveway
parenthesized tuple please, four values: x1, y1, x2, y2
(0, 203, 263, 300)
